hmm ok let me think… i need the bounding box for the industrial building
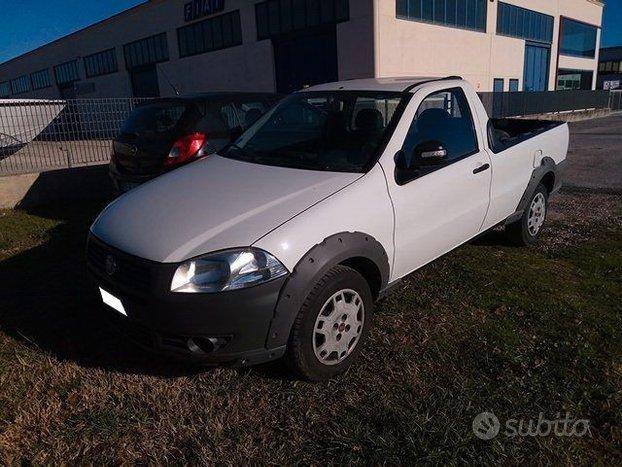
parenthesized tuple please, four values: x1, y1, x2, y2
(597, 46, 622, 90)
(0, 0, 604, 99)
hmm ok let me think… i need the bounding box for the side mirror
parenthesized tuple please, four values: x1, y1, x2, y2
(414, 140, 447, 165)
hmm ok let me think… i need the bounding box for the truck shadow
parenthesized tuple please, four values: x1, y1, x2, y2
(0, 201, 206, 378)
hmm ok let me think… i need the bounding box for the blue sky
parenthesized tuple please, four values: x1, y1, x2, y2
(0, 0, 621, 64)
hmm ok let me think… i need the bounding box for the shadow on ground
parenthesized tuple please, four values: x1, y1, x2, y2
(0, 201, 208, 378)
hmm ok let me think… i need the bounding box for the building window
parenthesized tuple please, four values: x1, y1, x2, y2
(496, 2, 554, 44)
(10, 75, 32, 95)
(178, 10, 242, 58)
(556, 69, 593, 90)
(84, 48, 118, 78)
(509, 79, 519, 92)
(0, 81, 11, 98)
(54, 59, 80, 84)
(397, 0, 487, 33)
(560, 18, 597, 58)
(31, 69, 51, 90)
(124, 33, 169, 69)
(493, 78, 504, 92)
(256, 0, 350, 40)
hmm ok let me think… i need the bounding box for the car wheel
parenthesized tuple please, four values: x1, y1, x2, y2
(285, 265, 373, 381)
(506, 183, 548, 246)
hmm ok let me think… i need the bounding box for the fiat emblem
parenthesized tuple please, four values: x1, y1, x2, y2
(105, 255, 117, 276)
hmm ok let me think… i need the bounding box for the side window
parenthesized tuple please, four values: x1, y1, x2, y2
(402, 88, 478, 165)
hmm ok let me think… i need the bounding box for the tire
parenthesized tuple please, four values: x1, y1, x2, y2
(285, 265, 373, 381)
(505, 183, 548, 246)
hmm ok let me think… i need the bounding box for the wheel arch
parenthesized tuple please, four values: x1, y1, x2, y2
(505, 156, 564, 225)
(265, 232, 390, 349)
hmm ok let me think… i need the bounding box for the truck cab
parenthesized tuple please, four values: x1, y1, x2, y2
(88, 77, 568, 380)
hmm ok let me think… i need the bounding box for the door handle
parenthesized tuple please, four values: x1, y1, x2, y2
(473, 163, 490, 174)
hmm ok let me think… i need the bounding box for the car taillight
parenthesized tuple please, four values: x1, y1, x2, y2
(165, 133, 207, 167)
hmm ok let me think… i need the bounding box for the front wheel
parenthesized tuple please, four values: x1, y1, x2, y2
(285, 265, 373, 381)
(506, 183, 548, 245)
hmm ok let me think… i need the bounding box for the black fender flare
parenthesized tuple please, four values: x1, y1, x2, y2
(505, 156, 566, 225)
(265, 232, 390, 349)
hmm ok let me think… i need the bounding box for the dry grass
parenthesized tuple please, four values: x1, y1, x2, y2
(0, 191, 620, 464)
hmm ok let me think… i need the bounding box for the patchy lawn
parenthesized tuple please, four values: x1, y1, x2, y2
(0, 191, 620, 464)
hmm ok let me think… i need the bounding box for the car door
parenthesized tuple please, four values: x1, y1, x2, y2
(380, 86, 492, 280)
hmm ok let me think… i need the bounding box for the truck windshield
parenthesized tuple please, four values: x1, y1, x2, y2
(221, 91, 407, 173)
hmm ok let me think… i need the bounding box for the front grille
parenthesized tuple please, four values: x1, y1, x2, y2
(87, 235, 153, 294)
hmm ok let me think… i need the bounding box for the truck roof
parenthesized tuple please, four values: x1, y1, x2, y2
(304, 76, 464, 93)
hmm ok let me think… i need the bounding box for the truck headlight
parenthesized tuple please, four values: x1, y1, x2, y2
(170, 248, 288, 293)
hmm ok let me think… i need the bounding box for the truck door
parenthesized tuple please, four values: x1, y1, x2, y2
(381, 86, 492, 280)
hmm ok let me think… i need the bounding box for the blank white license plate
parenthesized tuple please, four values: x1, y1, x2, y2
(99, 287, 127, 316)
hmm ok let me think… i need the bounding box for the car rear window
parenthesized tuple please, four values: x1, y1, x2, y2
(121, 103, 195, 135)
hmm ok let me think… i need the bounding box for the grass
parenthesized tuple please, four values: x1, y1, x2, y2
(0, 193, 620, 464)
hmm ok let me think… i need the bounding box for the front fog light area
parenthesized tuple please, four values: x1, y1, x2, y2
(170, 248, 288, 293)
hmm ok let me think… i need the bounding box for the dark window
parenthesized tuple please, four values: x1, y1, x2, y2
(493, 78, 504, 92)
(256, 0, 349, 39)
(222, 90, 405, 173)
(10, 75, 32, 95)
(124, 33, 169, 69)
(31, 69, 51, 90)
(54, 59, 80, 84)
(509, 79, 519, 92)
(0, 81, 12, 97)
(496, 2, 553, 43)
(121, 102, 189, 135)
(281, 0, 293, 33)
(84, 48, 118, 78)
(560, 18, 598, 58)
(556, 69, 593, 90)
(402, 88, 478, 165)
(397, 0, 487, 33)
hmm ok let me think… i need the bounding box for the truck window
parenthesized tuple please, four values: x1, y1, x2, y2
(224, 91, 407, 173)
(402, 88, 478, 165)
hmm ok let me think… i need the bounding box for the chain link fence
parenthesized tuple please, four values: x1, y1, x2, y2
(0, 98, 151, 176)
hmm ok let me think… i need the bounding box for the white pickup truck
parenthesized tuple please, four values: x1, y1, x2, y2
(88, 77, 568, 380)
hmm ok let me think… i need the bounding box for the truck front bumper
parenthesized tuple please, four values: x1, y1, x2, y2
(86, 235, 287, 366)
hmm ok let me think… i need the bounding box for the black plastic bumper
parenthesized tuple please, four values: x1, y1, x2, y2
(87, 235, 287, 366)
(109, 161, 161, 193)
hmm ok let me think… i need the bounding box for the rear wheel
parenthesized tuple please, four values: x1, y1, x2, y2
(506, 183, 548, 245)
(285, 265, 372, 381)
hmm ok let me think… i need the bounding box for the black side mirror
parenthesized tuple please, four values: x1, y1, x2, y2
(413, 140, 447, 165)
(394, 140, 448, 185)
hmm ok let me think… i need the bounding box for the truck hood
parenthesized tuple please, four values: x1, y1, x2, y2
(91, 155, 360, 263)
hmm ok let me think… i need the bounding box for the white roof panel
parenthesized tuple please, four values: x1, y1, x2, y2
(301, 77, 453, 93)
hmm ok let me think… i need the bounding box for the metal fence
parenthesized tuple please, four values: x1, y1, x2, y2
(0, 98, 150, 175)
(610, 90, 622, 112)
(478, 89, 612, 119)
(1, 90, 621, 176)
